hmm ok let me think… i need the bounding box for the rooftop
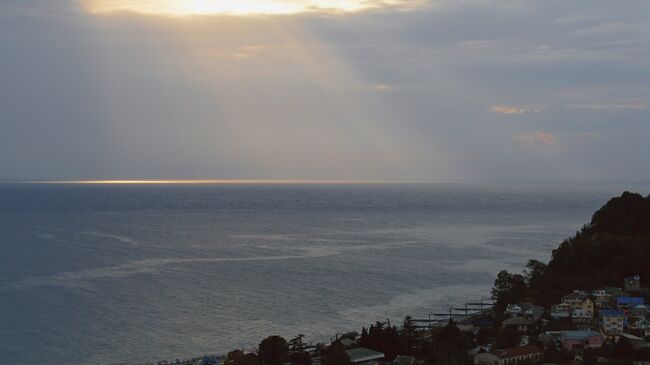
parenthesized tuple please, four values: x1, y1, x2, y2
(560, 330, 603, 340)
(503, 317, 535, 326)
(496, 345, 543, 359)
(600, 309, 624, 317)
(346, 347, 385, 363)
(617, 297, 645, 304)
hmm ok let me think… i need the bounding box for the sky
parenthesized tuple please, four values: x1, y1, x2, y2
(0, 0, 648, 182)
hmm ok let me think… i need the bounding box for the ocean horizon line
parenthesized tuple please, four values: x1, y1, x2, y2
(1, 179, 434, 185)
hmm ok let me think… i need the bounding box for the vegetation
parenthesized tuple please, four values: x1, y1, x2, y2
(424, 319, 471, 365)
(224, 350, 261, 365)
(258, 335, 289, 365)
(493, 192, 650, 308)
(358, 321, 401, 360)
(320, 342, 350, 365)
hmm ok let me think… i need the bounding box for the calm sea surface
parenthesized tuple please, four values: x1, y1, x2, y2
(0, 182, 647, 364)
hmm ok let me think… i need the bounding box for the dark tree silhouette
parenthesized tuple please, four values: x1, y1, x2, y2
(258, 336, 289, 365)
(322, 342, 350, 365)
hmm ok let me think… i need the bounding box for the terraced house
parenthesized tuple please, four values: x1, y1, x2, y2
(474, 345, 543, 365)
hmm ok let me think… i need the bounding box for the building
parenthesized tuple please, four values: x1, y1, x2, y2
(592, 289, 613, 309)
(571, 298, 594, 323)
(618, 297, 645, 311)
(600, 309, 625, 336)
(506, 304, 522, 316)
(346, 348, 385, 365)
(562, 291, 589, 310)
(474, 345, 544, 365)
(524, 305, 545, 322)
(391, 355, 415, 365)
(631, 304, 650, 317)
(551, 303, 572, 319)
(630, 316, 650, 337)
(572, 309, 593, 324)
(625, 275, 642, 292)
(559, 330, 604, 350)
(579, 298, 595, 316)
(502, 317, 536, 333)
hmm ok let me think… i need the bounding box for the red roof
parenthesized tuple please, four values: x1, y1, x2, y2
(496, 345, 543, 359)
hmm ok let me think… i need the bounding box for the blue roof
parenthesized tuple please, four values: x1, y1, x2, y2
(600, 309, 624, 317)
(617, 297, 644, 305)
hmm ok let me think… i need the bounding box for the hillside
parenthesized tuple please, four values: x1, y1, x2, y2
(494, 192, 650, 308)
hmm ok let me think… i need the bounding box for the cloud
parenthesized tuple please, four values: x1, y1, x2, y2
(491, 105, 544, 114)
(80, 0, 423, 16)
(375, 83, 392, 91)
(567, 103, 647, 110)
(1, 0, 649, 181)
(514, 131, 559, 146)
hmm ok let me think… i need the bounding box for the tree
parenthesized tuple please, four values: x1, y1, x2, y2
(496, 325, 520, 349)
(359, 327, 369, 348)
(288, 352, 311, 365)
(400, 316, 418, 355)
(543, 344, 563, 364)
(288, 334, 311, 365)
(492, 270, 527, 311)
(258, 335, 289, 365)
(425, 319, 471, 365)
(321, 342, 350, 365)
(225, 350, 261, 365)
(614, 336, 634, 363)
(524, 259, 548, 289)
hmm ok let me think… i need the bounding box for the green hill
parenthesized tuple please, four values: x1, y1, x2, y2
(493, 192, 650, 308)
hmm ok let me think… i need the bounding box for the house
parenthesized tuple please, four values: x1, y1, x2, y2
(601, 287, 627, 308)
(550, 303, 572, 319)
(631, 304, 650, 317)
(625, 275, 642, 292)
(572, 309, 593, 324)
(579, 298, 595, 316)
(339, 338, 355, 348)
(630, 316, 650, 337)
(562, 291, 589, 310)
(503, 317, 536, 333)
(523, 305, 545, 322)
(474, 345, 543, 365)
(346, 348, 384, 365)
(572, 299, 594, 323)
(559, 330, 604, 350)
(506, 304, 523, 316)
(391, 355, 415, 365)
(600, 309, 625, 336)
(618, 297, 645, 312)
(592, 289, 613, 309)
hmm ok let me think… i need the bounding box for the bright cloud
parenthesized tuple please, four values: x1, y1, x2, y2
(81, 0, 418, 16)
(375, 84, 392, 92)
(491, 105, 544, 114)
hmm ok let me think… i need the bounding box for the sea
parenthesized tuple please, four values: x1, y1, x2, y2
(0, 182, 647, 364)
